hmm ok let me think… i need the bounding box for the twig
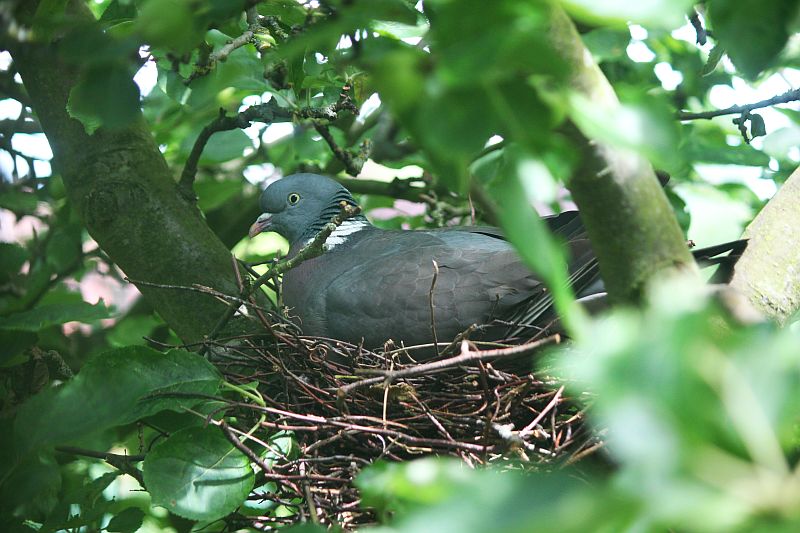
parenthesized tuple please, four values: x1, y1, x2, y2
(313, 122, 369, 176)
(688, 8, 708, 45)
(428, 260, 440, 358)
(56, 446, 145, 486)
(185, 8, 263, 85)
(677, 88, 800, 121)
(179, 103, 290, 199)
(519, 386, 564, 437)
(339, 335, 561, 394)
(333, 175, 432, 202)
(218, 420, 274, 475)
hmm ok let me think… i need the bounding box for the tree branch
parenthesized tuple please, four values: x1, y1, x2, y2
(10, 0, 270, 344)
(339, 334, 561, 394)
(185, 8, 263, 85)
(730, 165, 800, 324)
(56, 446, 145, 486)
(548, 6, 695, 303)
(677, 88, 800, 121)
(179, 102, 292, 199)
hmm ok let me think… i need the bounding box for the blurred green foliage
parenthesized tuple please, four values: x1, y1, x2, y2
(357, 276, 800, 532)
(1, 0, 799, 531)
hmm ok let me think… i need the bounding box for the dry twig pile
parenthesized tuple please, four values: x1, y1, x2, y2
(205, 324, 600, 529)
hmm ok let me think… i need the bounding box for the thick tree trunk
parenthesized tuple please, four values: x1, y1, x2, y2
(11, 1, 257, 343)
(730, 167, 800, 324)
(548, 7, 696, 303)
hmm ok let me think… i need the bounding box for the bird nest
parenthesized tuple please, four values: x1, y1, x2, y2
(207, 323, 601, 530)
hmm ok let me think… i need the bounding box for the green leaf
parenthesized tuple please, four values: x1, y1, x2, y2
(280, 525, 327, 533)
(561, 0, 695, 29)
(32, 0, 68, 37)
(67, 64, 140, 133)
(702, 44, 725, 76)
(135, 0, 206, 54)
(184, 29, 267, 109)
(582, 28, 631, 62)
(568, 92, 680, 172)
(257, 0, 308, 26)
(0, 191, 39, 214)
(0, 242, 28, 284)
(44, 224, 83, 272)
(0, 330, 37, 367)
(99, 0, 137, 24)
(682, 127, 770, 166)
(107, 314, 161, 347)
(707, 0, 800, 79)
(15, 346, 222, 452)
(749, 113, 767, 138)
(0, 442, 61, 520)
(195, 179, 244, 212)
(489, 149, 585, 335)
(356, 458, 611, 532)
(106, 507, 145, 533)
(761, 125, 800, 160)
(143, 426, 255, 521)
(0, 301, 111, 332)
(192, 129, 252, 164)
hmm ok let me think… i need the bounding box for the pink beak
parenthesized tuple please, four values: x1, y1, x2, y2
(248, 213, 272, 238)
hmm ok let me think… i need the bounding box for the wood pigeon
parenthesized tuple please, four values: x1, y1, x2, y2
(248, 173, 740, 350)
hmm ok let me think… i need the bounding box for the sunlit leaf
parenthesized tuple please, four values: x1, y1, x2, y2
(707, 0, 800, 79)
(749, 113, 767, 138)
(67, 64, 140, 133)
(144, 426, 255, 521)
(106, 507, 145, 533)
(560, 0, 695, 29)
(0, 191, 38, 214)
(15, 346, 222, 452)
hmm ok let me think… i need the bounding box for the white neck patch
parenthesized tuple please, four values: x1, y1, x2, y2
(307, 218, 368, 250)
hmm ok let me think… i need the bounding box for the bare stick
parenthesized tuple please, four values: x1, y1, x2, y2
(677, 88, 800, 121)
(429, 260, 440, 359)
(339, 334, 561, 394)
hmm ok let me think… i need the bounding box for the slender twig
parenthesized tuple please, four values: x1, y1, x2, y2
(218, 420, 274, 475)
(179, 102, 292, 198)
(519, 385, 564, 437)
(340, 335, 561, 394)
(55, 446, 145, 462)
(56, 446, 145, 485)
(185, 8, 262, 85)
(333, 175, 431, 202)
(313, 122, 368, 176)
(428, 260, 440, 358)
(677, 88, 800, 121)
(688, 8, 708, 45)
(179, 94, 363, 198)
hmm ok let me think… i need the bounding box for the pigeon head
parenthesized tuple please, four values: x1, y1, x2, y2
(249, 173, 360, 245)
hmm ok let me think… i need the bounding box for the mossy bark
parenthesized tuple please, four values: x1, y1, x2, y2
(548, 7, 696, 303)
(11, 1, 258, 343)
(730, 167, 800, 324)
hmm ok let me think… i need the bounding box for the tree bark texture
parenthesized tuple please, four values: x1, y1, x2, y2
(548, 6, 696, 304)
(730, 166, 800, 324)
(11, 1, 258, 343)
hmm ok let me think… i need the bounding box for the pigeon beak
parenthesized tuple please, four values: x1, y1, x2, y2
(249, 213, 273, 238)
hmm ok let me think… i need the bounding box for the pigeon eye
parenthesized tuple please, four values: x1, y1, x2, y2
(287, 193, 301, 205)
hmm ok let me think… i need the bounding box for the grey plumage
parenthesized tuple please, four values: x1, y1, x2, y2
(249, 173, 601, 348)
(248, 173, 744, 351)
